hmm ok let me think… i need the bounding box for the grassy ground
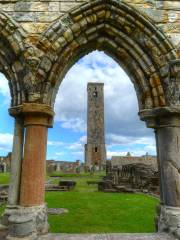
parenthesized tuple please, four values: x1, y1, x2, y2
(47, 172, 159, 233)
(0, 172, 159, 233)
(0, 173, 9, 218)
(0, 173, 10, 185)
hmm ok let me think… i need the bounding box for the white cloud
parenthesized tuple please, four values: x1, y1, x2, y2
(79, 135, 87, 144)
(54, 51, 152, 137)
(61, 118, 86, 132)
(47, 140, 64, 147)
(0, 74, 10, 96)
(52, 50, 156, 159)
(55, 152, 65, 156)
(0, 73, 10, 105)
(106, 133, 156, 157)
(68, 142, 83, 150)
(67, 137, 86, 152)
(71, 151, 83, 158)
(0, 51, 156, 160)
(0, 133, 13, 153)
(106, 133, 155, 146)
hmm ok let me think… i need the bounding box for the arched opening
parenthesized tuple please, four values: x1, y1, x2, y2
(0, 13, 27, 222)
(0, 0, 179, 239)
(46, 50, 158, 233)
(0, 73, 13, 176)
(37, 1, 179, 236)
(40, 0, 177, 110)
(39, 2, 179, 231)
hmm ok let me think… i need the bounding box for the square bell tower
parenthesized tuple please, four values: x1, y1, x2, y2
(85, 82, 106, 168)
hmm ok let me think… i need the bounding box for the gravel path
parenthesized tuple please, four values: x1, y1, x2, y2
(39, 233, 175, 240)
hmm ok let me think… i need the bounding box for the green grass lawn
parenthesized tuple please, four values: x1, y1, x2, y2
(47, 172, 159, 233)
(0, 172, 159, 233)
(0, 173, 10, 184)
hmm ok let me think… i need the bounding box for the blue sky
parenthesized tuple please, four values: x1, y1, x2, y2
(0, 51, 156, 161)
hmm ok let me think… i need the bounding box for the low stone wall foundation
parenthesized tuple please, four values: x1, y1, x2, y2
(158, 205, 180, 239)
(2, 204, 48, 240)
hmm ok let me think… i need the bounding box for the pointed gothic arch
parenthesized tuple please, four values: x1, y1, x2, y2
(38, 0, 178, 111)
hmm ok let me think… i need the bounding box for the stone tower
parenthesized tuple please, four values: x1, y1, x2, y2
(85, 82, 106, 167)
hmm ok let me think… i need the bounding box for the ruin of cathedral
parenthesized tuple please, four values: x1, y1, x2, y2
(0, 153, 12, 173)
(111, 152, 158, 171)
(85, 83, 106, 167)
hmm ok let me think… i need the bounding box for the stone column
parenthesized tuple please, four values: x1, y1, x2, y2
(3, 163, 6, 172)
(154, 129, 164, 231)
(140, 107, 180, 238)
(157, 126, 180, 207)
(1, 117, 24, 227)
(8, 117, 24, 205)
(6, 103, 54, 240)
(20, 115, 48, 206)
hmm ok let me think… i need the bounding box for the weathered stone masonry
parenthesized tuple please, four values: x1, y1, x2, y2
(0, 0, 179, 239)
(85, 83, 106, 167)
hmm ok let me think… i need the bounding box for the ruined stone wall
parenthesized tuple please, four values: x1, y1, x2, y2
(0, 0, 179, 48)
(0, 152, 12, 172)
(111, 155, 158, 171)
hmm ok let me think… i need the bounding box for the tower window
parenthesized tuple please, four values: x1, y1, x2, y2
(93, 91, 98, 97)
(95, 147, 98, 152)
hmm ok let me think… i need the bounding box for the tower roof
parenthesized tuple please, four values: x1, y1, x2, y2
(87, 82, 104, 86)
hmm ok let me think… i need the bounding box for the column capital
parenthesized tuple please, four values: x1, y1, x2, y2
(9, 103, 54, 127)
(139, 106, 180, 128)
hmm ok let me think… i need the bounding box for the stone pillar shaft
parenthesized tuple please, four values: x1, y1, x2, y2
(156, 126, 180, 207)
(20, 123, 47, 207)
(6, 102, 53, 239)
(8, 117, 24, 205)
(140, 108, 180, 237)
(154, 130, 164, 204)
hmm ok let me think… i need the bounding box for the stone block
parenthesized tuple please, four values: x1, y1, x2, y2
(49, 2, 60, 12)
(168, 12, 179, 23)
(138, 8, 168, 23)
(14, 2, 49, 12)
(167, 33, 180, 47)
(156, 1, 180, 11)
(158, 205, 180, 236)
(40, 56, 52, 72)
(60, 2, 81, 12)
(9, 12, 60, 22)
(21, 23, 49, 33)
(8, 215, 35, 237)
(4, 204, 48, 239)
(0, 3, 14, 11)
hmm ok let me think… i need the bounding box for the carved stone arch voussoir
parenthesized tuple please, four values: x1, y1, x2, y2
(0, 11, 27, 106)
(38, 0, 178, 110)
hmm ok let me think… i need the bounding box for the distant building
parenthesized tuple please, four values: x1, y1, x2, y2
(0, 152, 12, 172)
(110, 152, 158, 171)
(46, 160, 82, 174)
(85, 83, 106, 168)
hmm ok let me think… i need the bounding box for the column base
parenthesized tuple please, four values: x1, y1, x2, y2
(1, 204, 49, 239)
(158, 205, 180, 238)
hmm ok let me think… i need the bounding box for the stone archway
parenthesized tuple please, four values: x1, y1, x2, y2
(0, 0, 179, 239)
(0, 12, 27, 106)
(39, 0, 178, 109)
(38, 2, 179, 236)
(0, 12, 27, 213)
